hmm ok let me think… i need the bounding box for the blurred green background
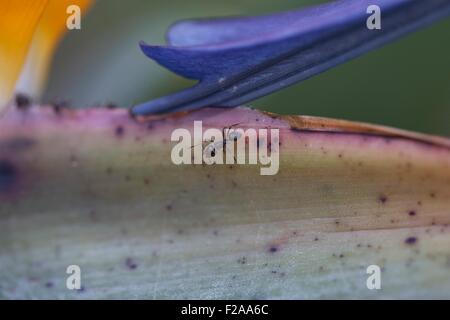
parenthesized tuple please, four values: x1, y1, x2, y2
(43, 0, 450, 136)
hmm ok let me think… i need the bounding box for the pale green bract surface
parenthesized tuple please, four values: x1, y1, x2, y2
(0, 106, 449, 299)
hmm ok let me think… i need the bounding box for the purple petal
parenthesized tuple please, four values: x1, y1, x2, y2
(133, 0, 450, 115)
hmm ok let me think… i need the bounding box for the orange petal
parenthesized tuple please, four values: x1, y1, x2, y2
(0, 0, 48, 112)
(16, 0, 93, 99)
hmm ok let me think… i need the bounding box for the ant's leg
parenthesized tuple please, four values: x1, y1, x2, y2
(224, 142, 238, 163)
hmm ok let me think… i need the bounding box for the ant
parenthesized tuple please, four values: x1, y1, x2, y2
(196, 123, 243, 160)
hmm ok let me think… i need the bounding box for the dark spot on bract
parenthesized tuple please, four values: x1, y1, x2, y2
(45, 281, 54, 288)
(408, 210, 416, 216)
(128, 108, 137, 119)
(125, 258, 137, 270)
(15, 93, 31, 109)
(0, 160, 17, 193)
(106, 103, 117, 109)
(51, 100, 68, 114)
(268, 246, 278, 253)
(115, 126, 124, 136)
(378, 194, 388, 204)
(405, 237, 417, 245)
(237, 257, 247, 264)
(166, 204, 172, 211)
